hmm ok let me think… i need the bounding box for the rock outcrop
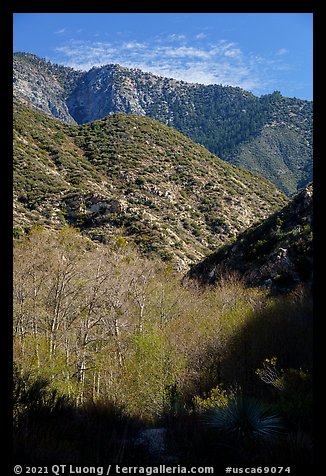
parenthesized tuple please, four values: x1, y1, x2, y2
(188, 184, 313, 292)
(13, 52, 82, 123)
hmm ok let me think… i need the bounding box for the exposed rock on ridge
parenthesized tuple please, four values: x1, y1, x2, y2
(188, 184, 313, 292)
(13, 52, 82, 124)
(13, 53, 313, 195)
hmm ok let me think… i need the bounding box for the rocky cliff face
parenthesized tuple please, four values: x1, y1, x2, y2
(13, 52, 82, 124)
(188, 184, 313, 292)
(67, 64, 154, 122)
(13, 53, 313, 195)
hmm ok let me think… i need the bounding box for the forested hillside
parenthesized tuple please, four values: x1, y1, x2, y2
(14, 53, 313, 195)
(13, 99, 287, 269)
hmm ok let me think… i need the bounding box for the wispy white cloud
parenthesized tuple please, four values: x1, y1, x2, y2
(160, 45, 211, 59)
(54, 41, 116, 70)
(54, 28, 66, 35)
(224, 48, 242, 58)
(276, 48, 289, 56)
(52, 33, 291, 95)
(167, 33, 187, 42)
(122, 41, 147, 50)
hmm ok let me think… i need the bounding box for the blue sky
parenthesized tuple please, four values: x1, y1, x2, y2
(13, 13, 313, 100)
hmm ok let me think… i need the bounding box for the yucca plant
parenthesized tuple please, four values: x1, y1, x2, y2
(203, 396, 283, 441)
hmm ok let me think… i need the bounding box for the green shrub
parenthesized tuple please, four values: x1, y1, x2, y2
(247, 238, 271, 260)
(13, 363, 69, 426)
(256, 357, 312, 431)
(193, 384, 234, 410)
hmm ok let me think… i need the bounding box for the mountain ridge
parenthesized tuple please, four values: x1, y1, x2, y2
(13, 52, 313, 195)
(13, 99, 288, 270)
